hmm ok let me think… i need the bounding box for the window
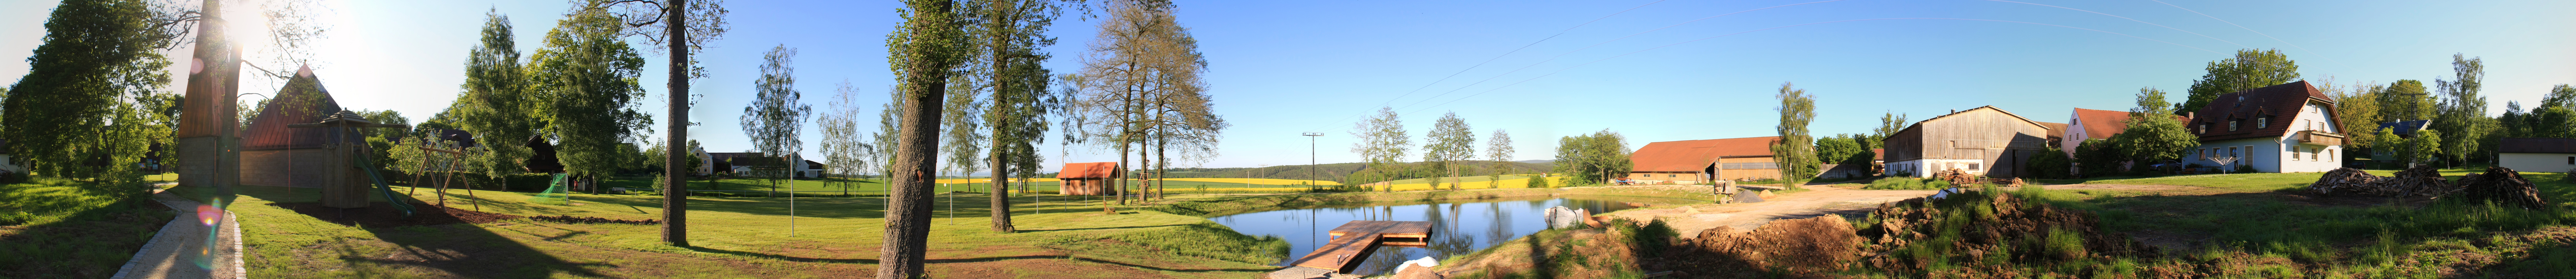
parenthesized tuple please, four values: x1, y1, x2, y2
(2228, 147, 2239, 157)
(2567, 156, 2573, 165)
(2257, 117, 2269, 128)
(1968, 163, 1981, 170)
(2326, 150, 2333, 161)
(2198, 124, 2207, 134)
(1668, 174, 1677, 178)
(2229, 120, 2240, 131)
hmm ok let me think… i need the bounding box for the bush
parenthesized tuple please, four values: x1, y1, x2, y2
(1863, 177, 1951, 190)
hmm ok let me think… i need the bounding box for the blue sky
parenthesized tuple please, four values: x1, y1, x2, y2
(5, 0, 2571, 174)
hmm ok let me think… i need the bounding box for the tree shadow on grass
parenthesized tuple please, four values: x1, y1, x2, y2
(1014, 224, 1184, 232)
(218, 185, 615, 278)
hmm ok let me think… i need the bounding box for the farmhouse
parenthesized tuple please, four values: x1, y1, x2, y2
(2182, 81, 2348, 173)
(2496, 138, 2576, 173)
(1882, 106, 2055, 178)
(1625, 136, 1782, 184)
(1055, 162, 1123, 195)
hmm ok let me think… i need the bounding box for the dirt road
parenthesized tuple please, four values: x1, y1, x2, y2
(1604, 185, 1934, 237)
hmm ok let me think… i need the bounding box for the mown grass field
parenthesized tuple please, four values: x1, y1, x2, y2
(2033, 167, 2576, 277)
(0, 178, 173, 278)
(160, 183, 1292, 278)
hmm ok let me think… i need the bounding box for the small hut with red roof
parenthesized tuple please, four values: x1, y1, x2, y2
(1055, 162, 1122, 195)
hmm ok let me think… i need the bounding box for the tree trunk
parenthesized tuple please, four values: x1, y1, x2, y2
(882, 0, 956, 277)
(659, 0, 691, 248)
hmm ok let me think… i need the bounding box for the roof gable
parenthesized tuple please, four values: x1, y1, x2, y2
(240, 70, 352, 150)
(2186, 81, 2335, 141)
(1057, 162, 1122, 178)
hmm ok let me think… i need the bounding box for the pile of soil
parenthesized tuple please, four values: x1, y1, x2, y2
(527, 215, 660, 225)
(2306, 165, 2451, 198)
(2451, 167, 2550, 209)
(267, 202, 519, 227)
(1662, 216, 1861, 278)
(1934, 169, 1979, 185)
(1855, 191, 2165, 276)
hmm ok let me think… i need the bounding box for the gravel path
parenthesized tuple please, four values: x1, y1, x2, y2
(1604, 185, 1935, 237)
(111, 184, 242, 279)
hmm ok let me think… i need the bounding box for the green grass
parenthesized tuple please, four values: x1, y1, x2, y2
(160, 183, 1290, 278)
(1861, 177, 1951, 190)
(0, 178, 174, 278)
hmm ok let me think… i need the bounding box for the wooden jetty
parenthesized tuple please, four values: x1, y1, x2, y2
(1290, 221, 1433, 272)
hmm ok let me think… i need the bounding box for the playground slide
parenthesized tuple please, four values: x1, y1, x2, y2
(349, 154, 418, 217)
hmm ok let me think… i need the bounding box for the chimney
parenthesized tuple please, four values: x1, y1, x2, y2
(2185, 112, 2194, 119)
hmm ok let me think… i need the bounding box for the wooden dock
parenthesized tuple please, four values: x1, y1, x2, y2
(1290, 221, 1433, 272)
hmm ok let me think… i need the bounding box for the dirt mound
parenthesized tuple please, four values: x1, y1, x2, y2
(2306, 166, 2451, 198)
(2450, 167, 2550, 209)
(1935, 169, 1979, 185)
(1664, 216, 1860, 277)
(528, 215, 662, 225)
(268, 202, 519, 227)
(1855, 191, 2162, 276)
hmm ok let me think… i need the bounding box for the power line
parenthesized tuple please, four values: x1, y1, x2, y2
(1404, 18, 2229, 114)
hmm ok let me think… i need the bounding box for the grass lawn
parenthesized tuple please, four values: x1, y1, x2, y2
(2008, 165, 2576, 277)
(160, 183, 1289, 278)
(0, 178, 174, 278)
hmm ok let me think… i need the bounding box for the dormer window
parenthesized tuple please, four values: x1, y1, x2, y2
(2257, 117, 2269, 128)
(2229, 120, 2240, 131)
(2198, 124, 2208, 134)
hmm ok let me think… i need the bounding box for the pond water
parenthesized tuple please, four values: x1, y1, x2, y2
(1209, 195, 1706, 275)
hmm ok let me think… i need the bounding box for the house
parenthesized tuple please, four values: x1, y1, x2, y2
(0, 139, 21, 174)
(798, 160, 825, 178)
(1625, 136, 1781, 184)
(235, 67, 376, 188)
(2367, 120, 2431, 160)
(706, 152, 763, 174)
(1882, 106, 2056, 178)
(2181, 81, 2348, 173)
(2496, 138, 2576, 173)
(1055, 162, 1122, 195)
(2060, 108, 2192, 173)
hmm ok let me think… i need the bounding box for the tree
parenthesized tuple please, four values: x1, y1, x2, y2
(2431, 54, 2490, 167)
(1871, 111, 1908, 149)
(2073, 138, 2119, 177)
(881, 0, 969, 276)
(570, 0, 730, 248)
(2027, 143, 2072, 179)
(529, 5, 654, 185)
(2326, 79, 2383, 157)
(2113, 87, 2197, 170)
(1064, 0, 1210, 203)
(1421, 112, 1475, 190)
(741, 45, 811, 195)
(1553, 129, 1630, 185)
(2, 0, 184, 181)
(2503, 85, 2576, 138)
(967, 0, 1064, 233)
(1350, 107, 1409, 190)
(1815, 135, 1867, 166)
(2400, 130, 2441, 167)
(817, 81, 873, 195)
(1772, 82, 1819, 180)
(2179, 49, 2299, 115)
(1483, 129, 1513, 189)
(454, 11, 536, 180)
(2379, 80, 2436, 123)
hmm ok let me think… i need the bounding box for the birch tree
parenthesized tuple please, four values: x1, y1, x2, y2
(818, 81, 871, 195)
(1422, 112, 1474, 190)
(1484, 129, 1513, 189)
(1351, 106, 1408, 191)
(741, 45, 809, 195)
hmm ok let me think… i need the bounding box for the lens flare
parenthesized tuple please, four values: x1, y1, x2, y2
(197, 204, 222, 226)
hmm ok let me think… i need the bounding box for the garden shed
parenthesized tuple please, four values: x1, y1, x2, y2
(1055, 162, 1122, 195)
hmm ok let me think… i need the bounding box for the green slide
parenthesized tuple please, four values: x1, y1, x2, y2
(350, 154, 417, 217)
(529, 173, 570, 205)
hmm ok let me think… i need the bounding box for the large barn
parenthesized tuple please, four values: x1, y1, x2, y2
(1882, 106, 2056, 178)
(1625, 136, 1782, 184)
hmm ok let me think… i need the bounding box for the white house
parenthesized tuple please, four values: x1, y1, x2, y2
(0, 139, 22, 174)
(2181, 81, 2349, 173)
(2497, 138, 2576, 173)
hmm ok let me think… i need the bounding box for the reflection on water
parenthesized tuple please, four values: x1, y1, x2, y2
(1208, 195, 1705, 275)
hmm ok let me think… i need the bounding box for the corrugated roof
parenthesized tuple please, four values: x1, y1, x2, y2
(1056, 162, 1122, 178)
(2185, 81, 2338, 142)
(2498, 138, 2576, 154)
(239, 69, 355, 151)
(1628, 136, 1779, 172)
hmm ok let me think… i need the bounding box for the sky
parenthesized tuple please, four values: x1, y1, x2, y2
(5, 0, 2572, 175)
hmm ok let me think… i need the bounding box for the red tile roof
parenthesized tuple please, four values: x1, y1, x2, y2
(1629, 136, 1778, 172)
(2037, 121, 2069, 140)
(1871, 149, 1884, 160)
(2498, 138, 2576, 154)
(1056, 162, 1123, 178)
(2185, 81, 2338, 142)
(2071, 108, 2195, 140)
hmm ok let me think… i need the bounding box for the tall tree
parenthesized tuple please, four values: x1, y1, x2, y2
(1065, 0, 1212, 203)
(817, 81, 872, 195)
(966, 0, 1063, 232)
(1350, 106, 1409, 190)
(881, 0, 969, 277)
(2, 0, 184, 181)
(1772, 82, 1819, 180)
(454, 11, 535, 178)
(1421, 112, 1475, 190)
(584, 0, 729, 248)
(2431, 54, 2490, 166)
(2326, 79, 2383, 157)
(2178, 49, 2299, 115)
(2113, 87, 2197, 166)
(741, 45, 810, 194)
(1483, 129, 1513, 189)
(2379, 80, 2436, 123)
(529, 4, 654, 186)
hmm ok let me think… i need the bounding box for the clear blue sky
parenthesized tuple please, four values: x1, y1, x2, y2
(5, 0, 2571, 175)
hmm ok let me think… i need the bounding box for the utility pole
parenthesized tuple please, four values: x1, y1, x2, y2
(1303, 132, 1323, 190)
(1250, 164, 1266, 188)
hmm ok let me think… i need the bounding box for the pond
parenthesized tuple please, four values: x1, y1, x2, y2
(1209, 195, 1707, 275)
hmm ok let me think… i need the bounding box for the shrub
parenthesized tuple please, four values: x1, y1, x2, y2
(1863, 177, 1950, 190)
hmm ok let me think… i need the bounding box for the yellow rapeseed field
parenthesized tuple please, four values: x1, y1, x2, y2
(1158, 178, 1342, 186)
